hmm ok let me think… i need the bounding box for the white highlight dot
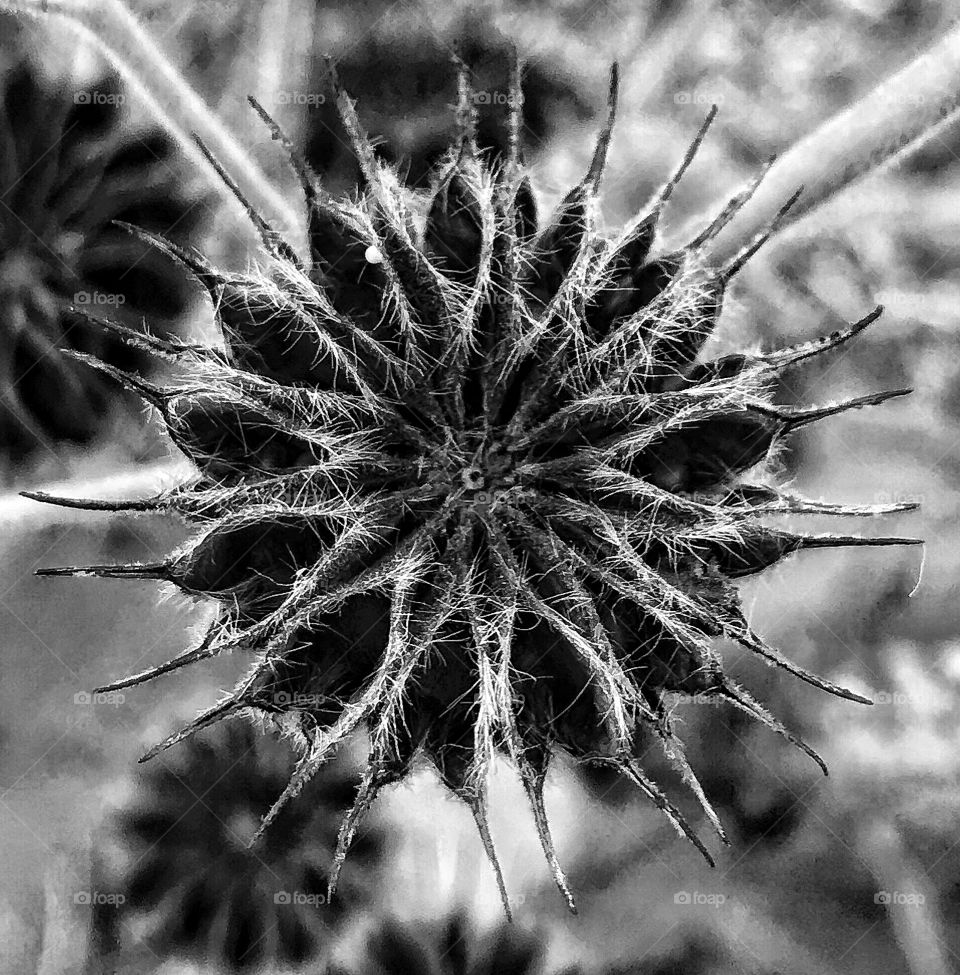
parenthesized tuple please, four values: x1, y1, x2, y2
(364, 245, 383, 264)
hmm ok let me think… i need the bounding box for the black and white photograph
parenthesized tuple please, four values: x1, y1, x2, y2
(0, 1, 956, 972)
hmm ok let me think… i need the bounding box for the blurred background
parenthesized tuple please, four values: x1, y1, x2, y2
(0, 0, 958, 972)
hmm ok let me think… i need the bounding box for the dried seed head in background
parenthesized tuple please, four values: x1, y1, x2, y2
(331, 913, 552, 975)
(0, 25, 208, 464)
(31, 58, 920, 916)
(101, 721, 382, 972)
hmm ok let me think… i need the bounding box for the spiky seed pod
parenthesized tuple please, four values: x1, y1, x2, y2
(102, 721, 382, 972)
(0, 48, 207, 461)
(32, 59, 920, 916)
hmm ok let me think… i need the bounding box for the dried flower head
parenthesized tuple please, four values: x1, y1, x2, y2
(104, 721, 382, 971)
(31, 58, 919, 916)
(330, 913, 556, 975)
(0, 45, 206, 460)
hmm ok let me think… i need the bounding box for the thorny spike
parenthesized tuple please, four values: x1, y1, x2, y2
(466, 793, 513, 922)
(656, 730, 729, 845)
(686, 153, 774, 251)
(763, 305, 884, 368)
(192, 134, 303, 268)
(720, 186, 803, 283)
(93, 630, 220, 694)
(754, 388, 912, 428)
(518, 756, 577, 914)
(246, 95, 325, 212)
(736, 630, 874, 705)
(324, 60, 381, 184)
(720, 681, 828, 776)
(19, 490, 160, 513)
(35, 560, 170, 580)
(585, 63, 620, 190)
(620, 760, 715, 867)
(654, 104, 718, 212)
(452, 48, 478, 156)
(69, 306, 215, 362)
(327, 765, 381, 901)
(506, 48, 524, 178)
(139, 697, 246, 763)
(62, 350, 169, 411)
(792, 532, 923, 551)
(111, 220, 218, 283)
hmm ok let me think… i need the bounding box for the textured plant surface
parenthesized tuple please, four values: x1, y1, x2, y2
(30, 60, 920, 916)
(99, 720, 382, 971)
(0, 32, 207, 462)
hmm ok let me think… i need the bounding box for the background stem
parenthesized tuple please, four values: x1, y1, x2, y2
(0, 0, 303, 250)
(705, 21, 960, 264)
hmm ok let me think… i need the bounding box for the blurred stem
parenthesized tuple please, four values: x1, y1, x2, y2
(706, 23, 960, 264)
(0, 0, 303, 248)
(859, 818, 951, 975)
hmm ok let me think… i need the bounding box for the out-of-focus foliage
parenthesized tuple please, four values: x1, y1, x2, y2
(0, 15, 210, 477)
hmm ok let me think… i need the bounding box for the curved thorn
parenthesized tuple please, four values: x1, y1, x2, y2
(112, 220, 218, 284)
(621, 760, 715, 867)
(736, 631, 873, 705)
(466, 794, 513, 921)
(35, 560, 170, 580)
(686, 152, 773, 250)
(20, 490, 161, 513)
(518, 760, 577, 914)
(327, 766, 380, 901)
(93, 632, 218, 694)
(139, 697, 244, 763)
(192, 134, 302, 268)
(795, 532, 924, 551)
(585, 63, 620, 190)
(756, 388, 912, 428)
(720, 681, 828, 776)
(720, 186, 803, 282)
(69, 307, 215, 362)
(764, 304, 884, 368)
(655, 104, 719, 211)
(246, 95, 325, 214)
(60, 351, 168, 410)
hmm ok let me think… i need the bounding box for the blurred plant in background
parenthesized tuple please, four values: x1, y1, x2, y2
(330, 913, 560, 975)
(94, 721, 384, 972)
(0, 16, 210, 476)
